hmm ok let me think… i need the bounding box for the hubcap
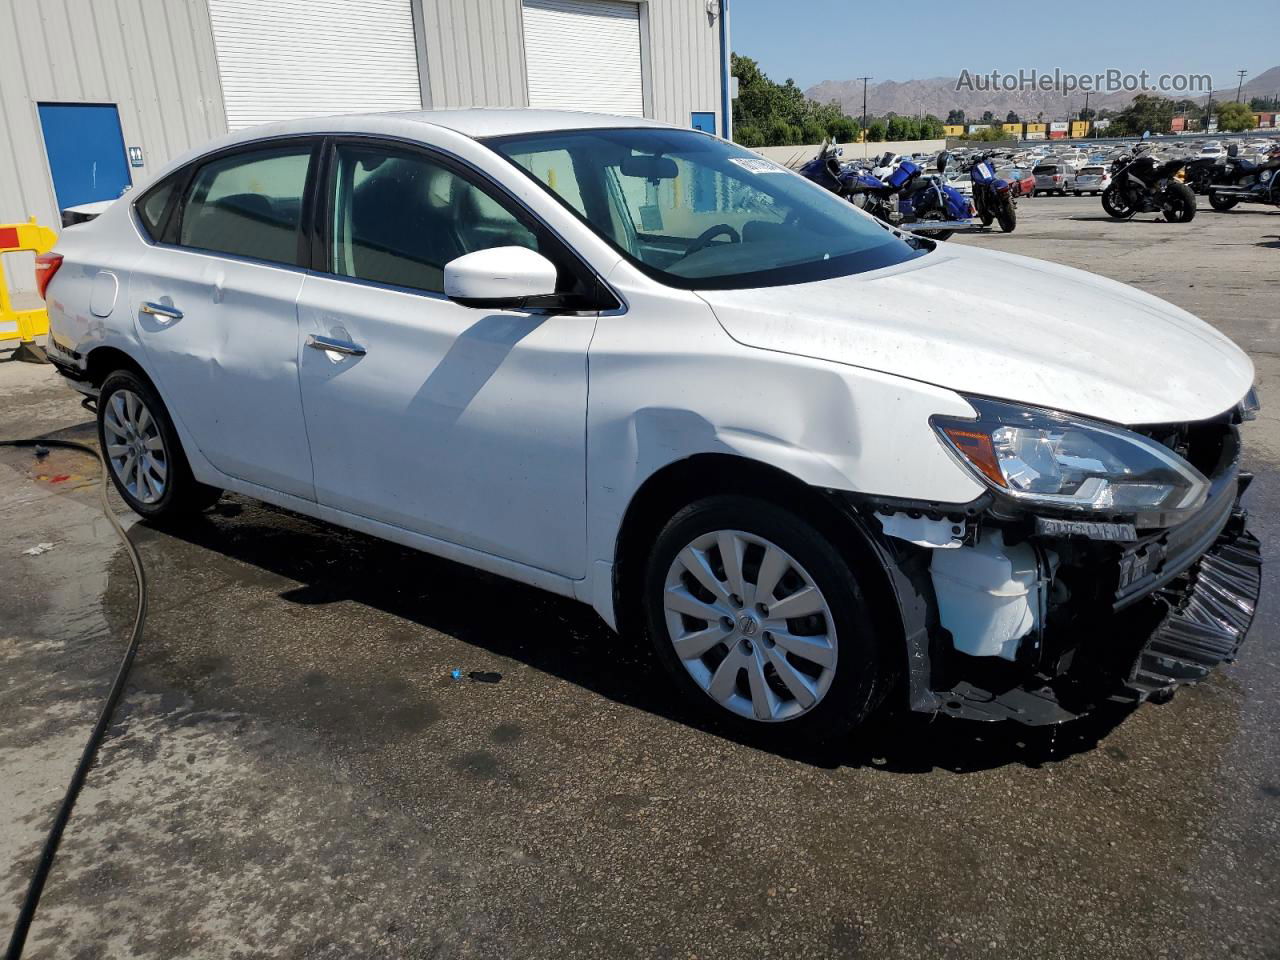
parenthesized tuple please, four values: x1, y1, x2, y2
(102, 389, 168, 504)
(662, 530, 838, 723)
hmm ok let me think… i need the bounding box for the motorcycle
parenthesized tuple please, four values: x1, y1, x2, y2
(798, 144, 980, 240)
(965, 152, 1017, 233)
(1102, 145, 1197, 223)
(1206, 144, 1280, 212)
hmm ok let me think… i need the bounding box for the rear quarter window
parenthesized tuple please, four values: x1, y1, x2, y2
(135, 176, 180, 241)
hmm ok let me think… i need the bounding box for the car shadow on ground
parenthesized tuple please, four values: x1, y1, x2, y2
(140, 485, 1136, 776)
(18, 420, 1135, 776)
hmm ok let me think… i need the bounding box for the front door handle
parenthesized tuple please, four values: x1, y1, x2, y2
(141, 301, 183, 321)
(306, 334, 367, 357)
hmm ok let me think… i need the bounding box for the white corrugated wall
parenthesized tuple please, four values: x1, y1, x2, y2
(521, 0, 644, 117)
(421, 0, 724, 130)
(206, 0, 422, 130)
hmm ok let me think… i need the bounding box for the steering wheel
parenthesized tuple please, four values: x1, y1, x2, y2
(681, 223, 740, 259)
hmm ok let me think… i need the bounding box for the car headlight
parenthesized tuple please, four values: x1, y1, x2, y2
(931, 397, 1209, 524)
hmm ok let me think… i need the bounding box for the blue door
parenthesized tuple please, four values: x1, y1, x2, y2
(38, 103, 132, 210)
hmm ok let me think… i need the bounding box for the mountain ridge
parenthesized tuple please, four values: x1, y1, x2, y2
(805, 66, 1280, 121)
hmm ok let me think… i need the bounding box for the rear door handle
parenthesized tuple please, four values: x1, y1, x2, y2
(141, 301, 183, 321)
(306, 334, 366, 357)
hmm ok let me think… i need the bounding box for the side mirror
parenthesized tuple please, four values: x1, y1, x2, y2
(444, 247, 559, 310)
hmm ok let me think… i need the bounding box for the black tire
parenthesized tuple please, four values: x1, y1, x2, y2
(1073, 191, 1082, 197)
(997, 201, 1017, 232)
(1209, 192, 1240, 212)
(1163, 181, 1197, 223)
(643, 495, 890, 742)
(97, 369, 222, 520)
(979, 209, 994, 227)
(1101, 184, 1133, 219)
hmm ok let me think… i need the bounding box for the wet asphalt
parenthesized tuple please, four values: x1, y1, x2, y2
(1, 194, 1278, 959)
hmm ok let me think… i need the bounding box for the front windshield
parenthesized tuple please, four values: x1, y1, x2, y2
(486, 127, 922, 290)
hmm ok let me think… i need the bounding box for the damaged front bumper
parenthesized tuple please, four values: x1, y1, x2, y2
(853, 426, 1263, 726)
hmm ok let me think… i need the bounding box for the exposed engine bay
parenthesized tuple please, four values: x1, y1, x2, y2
(863, 413, 1262, 725)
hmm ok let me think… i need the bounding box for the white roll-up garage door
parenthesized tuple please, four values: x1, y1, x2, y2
(522, 0, 644, 117)
(207, 0, 422, 130)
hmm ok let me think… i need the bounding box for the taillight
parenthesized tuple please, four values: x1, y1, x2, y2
(34, 253, 62, 300)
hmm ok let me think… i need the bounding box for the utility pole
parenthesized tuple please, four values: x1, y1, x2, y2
(1235, 69, 1247, 103)
(857, 76, 872, 157)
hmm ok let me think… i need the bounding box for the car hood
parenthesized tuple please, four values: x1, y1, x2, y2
(696, 244, 1253, 425)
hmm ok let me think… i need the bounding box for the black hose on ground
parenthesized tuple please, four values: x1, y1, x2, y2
(1, 436, 148, 960)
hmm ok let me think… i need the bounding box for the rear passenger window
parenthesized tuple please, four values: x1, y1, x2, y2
(179, 146, 312, 265)
(136, 176, 179, 241)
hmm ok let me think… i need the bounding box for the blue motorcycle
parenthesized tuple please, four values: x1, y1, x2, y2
(965, 151, 1018, 233)
(799, 144, 978, 241)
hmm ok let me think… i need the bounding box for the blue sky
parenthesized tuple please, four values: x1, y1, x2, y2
(730, 0, 1277, 94)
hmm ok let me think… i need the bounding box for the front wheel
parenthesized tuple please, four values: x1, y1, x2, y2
(644, 496, 889, 741)
(97, 369, 222, 520)
(1162, 181, 1197, 223)
(1101, 185, 1134, 219)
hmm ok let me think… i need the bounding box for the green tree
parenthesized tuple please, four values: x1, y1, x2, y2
(960, 127, 1009, 142)
(1005, 110, 1020, 123)
(1111, 94, 1175, 136)
(981, 110, 995, 123)
(801, 119, 829, 144)
(734, 123, 764, 147)
(1216, 100, 1257, 132)
(919, 115, 944, 139)
(866, 119, 887, 142)
(829, 115, 860, 143)
(946, 108, 965, 124)
(731, 53, 863, 146)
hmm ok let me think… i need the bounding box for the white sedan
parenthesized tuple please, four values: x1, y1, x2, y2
(39, 110, 1262, 737)
(1070, 165, 1112, 195)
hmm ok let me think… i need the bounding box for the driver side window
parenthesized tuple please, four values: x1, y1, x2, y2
(330, 143, 543, 295)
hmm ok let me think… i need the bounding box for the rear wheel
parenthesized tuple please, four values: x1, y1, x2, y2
(1209, 192, 1240, 211)
(996, 200, 1017, 232)
(644, 496, 888, 741)
(1162, 181, 1197, 223)
(97, 369, 222, 520)
(1073, 191, 1082, 196)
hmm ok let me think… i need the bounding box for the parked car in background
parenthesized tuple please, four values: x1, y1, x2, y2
(37, 110, 1262, 740)
(1071, 165, 1112, 196)
(59, 199, 115, 228)
(1033, 161, 1076, 196)
(1000, 167, 1036, 198)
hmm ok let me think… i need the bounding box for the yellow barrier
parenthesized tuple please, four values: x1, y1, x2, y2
(1, 218, 59, 362)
